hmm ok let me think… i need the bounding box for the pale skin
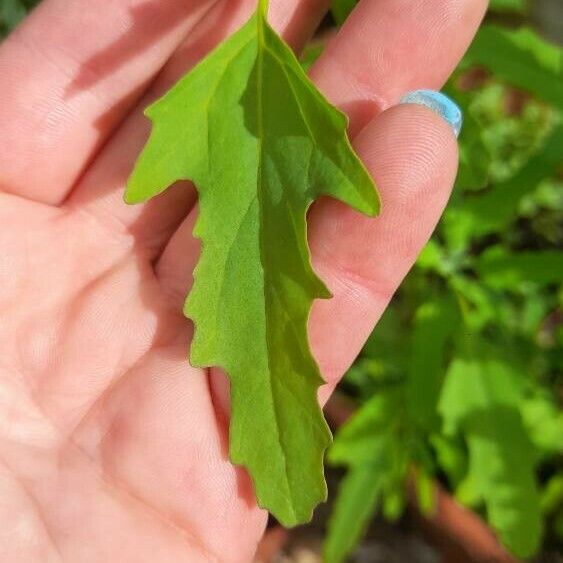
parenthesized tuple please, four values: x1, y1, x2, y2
(0, 0, 487, 561)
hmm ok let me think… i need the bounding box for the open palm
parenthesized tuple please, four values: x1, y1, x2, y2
(0, 0, 485, 561)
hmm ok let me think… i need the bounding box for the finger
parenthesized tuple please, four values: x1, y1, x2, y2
(159, 104, 459, 419)
(309, 105, 459, 402)
(310, 0, 487, 135)
(67, 0, 330, 257)
(0, 0, 216, 204)
(71, 341, 267, 561)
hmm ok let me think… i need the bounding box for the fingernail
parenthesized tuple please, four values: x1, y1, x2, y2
(400, 89, 463, 137)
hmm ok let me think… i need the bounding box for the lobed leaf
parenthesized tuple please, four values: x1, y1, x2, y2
(439, 343, 543, 557)
(476, 247, 563, 289)
(443, 123, 563, 248)
(330, 0, 358, 25)
(126, 0, 378, 526)
(489, 0, 527, 14)
(329, 390, 403, 467)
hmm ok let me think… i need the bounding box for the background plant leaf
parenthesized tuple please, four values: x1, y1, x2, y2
(489, 0, 527, 14)
(476, 247, 563, 289)
(462, 25, 563, 109)
(324, 465, 383, 563)
(326, 389, 407, 563)
(439, 342, 544, 558)
(330, 0, 357, 25)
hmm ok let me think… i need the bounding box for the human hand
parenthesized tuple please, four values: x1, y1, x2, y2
(0, 0, 485, 561)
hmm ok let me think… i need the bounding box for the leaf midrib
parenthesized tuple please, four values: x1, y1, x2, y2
(255, 11, 298, 521)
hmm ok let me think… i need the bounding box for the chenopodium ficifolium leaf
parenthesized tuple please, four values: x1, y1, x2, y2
(125, 0, 379, 526)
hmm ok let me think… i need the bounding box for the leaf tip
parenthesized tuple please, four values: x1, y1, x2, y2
(123, 188, 137, 205)
(367, 191, 381, 217)
(355, 179, 381, 219)
(123, 179, 144, 205)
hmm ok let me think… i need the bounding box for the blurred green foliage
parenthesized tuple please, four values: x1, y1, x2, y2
(0, 0, 36, 37)
(327, 2, 563, 562)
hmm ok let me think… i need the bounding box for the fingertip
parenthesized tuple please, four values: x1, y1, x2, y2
(400, 89, 463, 137)
(354, 103, 459, 207)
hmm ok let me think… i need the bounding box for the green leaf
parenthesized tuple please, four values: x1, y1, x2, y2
(450, 276, 500, 331)
(125, 0, 378, 526)
(415, 240, 446, 273)
(442, 84, 492, 192)
(300, 42, 324, 72)
(324, 465, 382, 563)
(330, 0, 358, 25)
(444, 123, 563, 247)
(1, 0, 27, 36)
(476, 247, 563, 289)
(463, 25, 563, 110)
(406, 293, 459, 432)
(414, 468, 436, 516)
(489, 0, 527, 14)
(327, 389, 407, 563)
(439, 344, 543, 558)
(521, 390, 563, 456)
(430, 434, 467, 489)
(541, 475, 563, 516)
(382, 484, 406, 522)
(329, 390, 403, 467)
(456, 106, 492, 191)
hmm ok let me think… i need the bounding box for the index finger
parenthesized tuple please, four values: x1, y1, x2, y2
(306, 0, 487, 394)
